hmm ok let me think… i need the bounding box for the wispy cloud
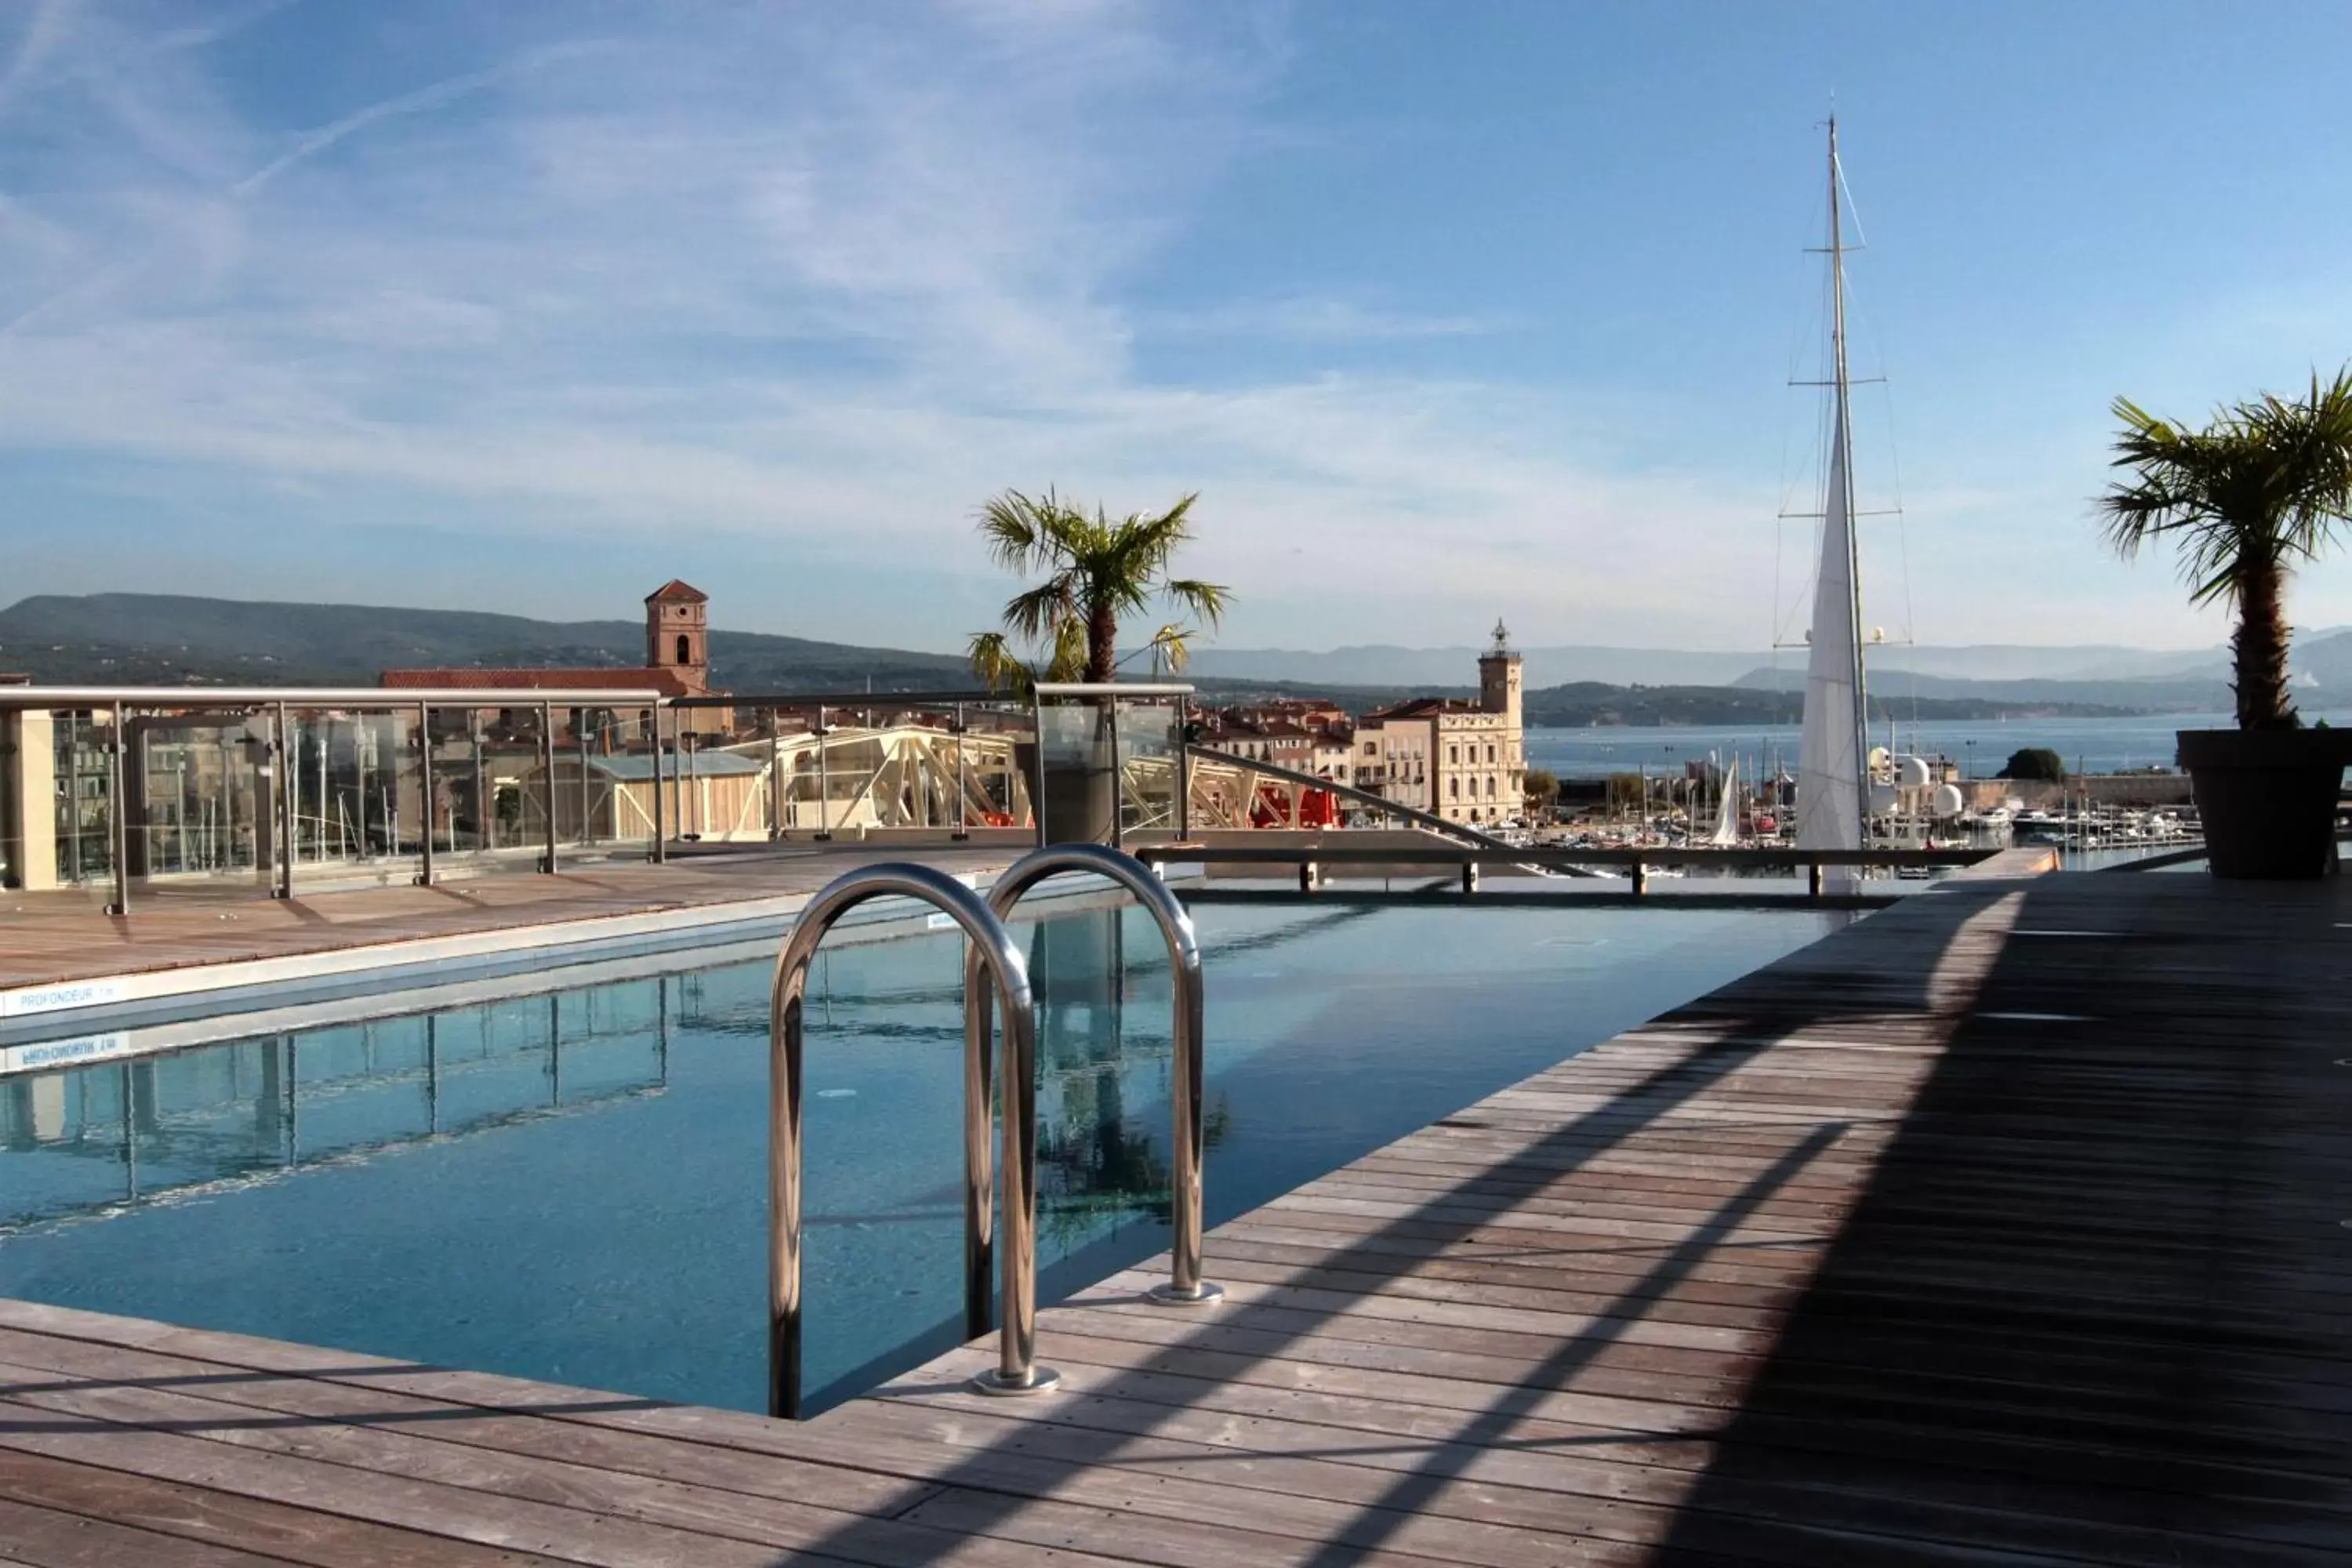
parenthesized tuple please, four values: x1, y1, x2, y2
(0, 1, 2215, 650)
(1145, 296, 1513, 342)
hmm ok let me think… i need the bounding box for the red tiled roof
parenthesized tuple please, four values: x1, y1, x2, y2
(1366, 697, 1484, 721)
(644, 579, 708, 604)
(380, 667, 697, 695)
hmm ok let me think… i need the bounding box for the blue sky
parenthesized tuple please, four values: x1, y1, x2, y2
(2, 0, 2348, 655)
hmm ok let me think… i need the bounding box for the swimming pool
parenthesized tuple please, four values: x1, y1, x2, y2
(0, 895, 1845, 1411)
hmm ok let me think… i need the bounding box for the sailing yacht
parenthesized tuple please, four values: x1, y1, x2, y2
(1794, 118, 1872, 869)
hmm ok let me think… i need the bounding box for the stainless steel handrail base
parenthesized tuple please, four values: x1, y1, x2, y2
(981, 842, 1219, 1306)
(968, 1366, 1062, 1397)
(1145, 1281, 1225, 1307)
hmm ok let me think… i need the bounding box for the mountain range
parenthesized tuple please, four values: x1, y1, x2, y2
(0, 593, 971, 692)
(2, 591, 2333, 717)
(1189, 634, 2350, 688)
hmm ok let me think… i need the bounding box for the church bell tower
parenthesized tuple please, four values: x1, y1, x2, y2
(1479, 617, 1522, 728)
(645, 579, 710, 691)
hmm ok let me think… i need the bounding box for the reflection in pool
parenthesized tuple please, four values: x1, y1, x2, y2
(0, 896, 1842, 1410)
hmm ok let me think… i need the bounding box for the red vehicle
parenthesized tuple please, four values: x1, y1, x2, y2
(1251, 784, 1341, 829)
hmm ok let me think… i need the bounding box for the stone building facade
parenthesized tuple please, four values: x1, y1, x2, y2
(1199, 620, 1526, 827)
(1358, 621, 1525, 826)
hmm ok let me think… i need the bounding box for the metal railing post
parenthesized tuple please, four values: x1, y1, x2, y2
(814, 706, 832, 841)
(771, 862, 1054, 1417)
(953, 702, 970, 841)
(538, 702, 557, 873)
(1176, 696, 1191, 839)
(274, 702, 294, 900)
(768, 708, 782, 841)
(1105, 697, 1123, 850)
(470, 710, 487, 859)
(650, 706, 667, 862)
(104, 702, 129, 916)
(1029, 691, 1047, 848)
(980, 842, 1220, 1307)
(416, 702, 434, 887)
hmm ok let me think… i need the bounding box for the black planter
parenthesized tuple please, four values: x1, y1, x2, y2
(2176, 728, 2352, 879)
(1014, 739, 1117, 846)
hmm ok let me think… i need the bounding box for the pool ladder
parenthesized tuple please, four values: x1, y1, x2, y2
(768, 842, 1219, 1419)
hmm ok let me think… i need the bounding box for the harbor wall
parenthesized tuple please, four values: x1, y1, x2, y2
(1966, 775, 2194, 809)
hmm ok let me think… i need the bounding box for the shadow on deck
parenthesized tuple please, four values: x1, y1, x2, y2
(2, 868, 2345, 1566)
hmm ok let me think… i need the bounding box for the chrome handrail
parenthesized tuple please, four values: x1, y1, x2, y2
(768, 862, 1058, 1418)
(976, 843, 1221, 1306)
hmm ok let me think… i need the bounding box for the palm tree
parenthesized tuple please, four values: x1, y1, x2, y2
(966, 489, 1229, 692)
(2099, 369, 2352, 729)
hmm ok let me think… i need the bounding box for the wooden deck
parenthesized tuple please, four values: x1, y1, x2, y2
(2, 867, 2348, 1563)
(0, 845, 1017, 996)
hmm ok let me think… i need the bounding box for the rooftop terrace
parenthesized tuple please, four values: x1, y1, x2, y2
(0, 862, 2343, 1563)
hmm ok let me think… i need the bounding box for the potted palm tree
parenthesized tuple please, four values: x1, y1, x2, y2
(967, 488, 1227, 844)
(2098, 369, 2352, 877)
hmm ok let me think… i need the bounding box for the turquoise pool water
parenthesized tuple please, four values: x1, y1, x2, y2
(0, 896, 1843, 1410)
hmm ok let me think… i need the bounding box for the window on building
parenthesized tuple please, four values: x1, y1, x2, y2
(1486, 744, 1496, 764)
(676, 633, 691, 665)
(1448, 778, 1458, 799)
(1447, 745, 1457, 764)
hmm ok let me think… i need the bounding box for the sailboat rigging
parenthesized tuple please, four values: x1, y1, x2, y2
(1794, 116, 1871, 858)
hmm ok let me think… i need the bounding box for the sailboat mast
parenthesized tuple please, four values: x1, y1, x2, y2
(1827, 116, 1869, 842)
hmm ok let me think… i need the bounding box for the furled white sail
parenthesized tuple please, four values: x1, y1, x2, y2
(1709, 757, 1740, 846)
(1795, 414, 1862, 851)
(1795, 118, 1865, 859)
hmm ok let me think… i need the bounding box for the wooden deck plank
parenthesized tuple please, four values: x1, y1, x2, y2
(6, 869, 2352, 1563)
(0, 1490, 307, 1568)
(0, 1438, 569, 1568)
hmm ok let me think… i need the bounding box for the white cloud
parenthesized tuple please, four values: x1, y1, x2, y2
(0, 1, 2297, 652)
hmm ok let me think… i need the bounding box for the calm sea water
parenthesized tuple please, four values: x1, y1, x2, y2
(1528, 710, 2352, 780)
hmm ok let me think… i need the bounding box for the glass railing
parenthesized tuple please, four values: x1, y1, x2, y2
(2, 689, 670, 905)
(1029, 684, 1192, 847)
(741, 699, 1035, 838)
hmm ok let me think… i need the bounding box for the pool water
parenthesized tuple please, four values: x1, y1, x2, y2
(0, 896, 1844, 1411)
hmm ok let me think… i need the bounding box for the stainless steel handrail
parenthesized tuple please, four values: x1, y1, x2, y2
(768, 862, 1058, 1418)
(975, 843, 1221, 1306)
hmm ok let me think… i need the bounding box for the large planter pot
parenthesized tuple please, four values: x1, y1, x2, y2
(1014, 739, 1117, 846)
(2177, 728, 2352, 879)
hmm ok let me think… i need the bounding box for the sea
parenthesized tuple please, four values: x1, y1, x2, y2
(1526, 710, 2352, 781)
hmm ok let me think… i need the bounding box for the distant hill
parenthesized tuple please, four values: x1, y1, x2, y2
(1195, 630, 2352, 705)
(0, 593, 971, 692)
(1193, 629, 2352, 713)
(1520, 684, 2135, 728)
(0, 590, 2306, 721)
(1182, 640, 2246, 690)
(1725, 666, 2238, 712)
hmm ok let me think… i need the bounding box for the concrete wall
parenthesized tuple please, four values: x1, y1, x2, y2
(2, 710, 56, 891)
(1967, 775, 2195, 809)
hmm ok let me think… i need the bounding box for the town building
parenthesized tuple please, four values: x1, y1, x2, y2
(1357, 621, 1524, 826)
(1197, 620, 1525, 826)
(380, 580, 730, 738)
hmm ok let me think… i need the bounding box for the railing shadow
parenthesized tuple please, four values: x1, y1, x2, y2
(1648, 871, 2352, 1562)
(776, 869, 2029, 1563)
